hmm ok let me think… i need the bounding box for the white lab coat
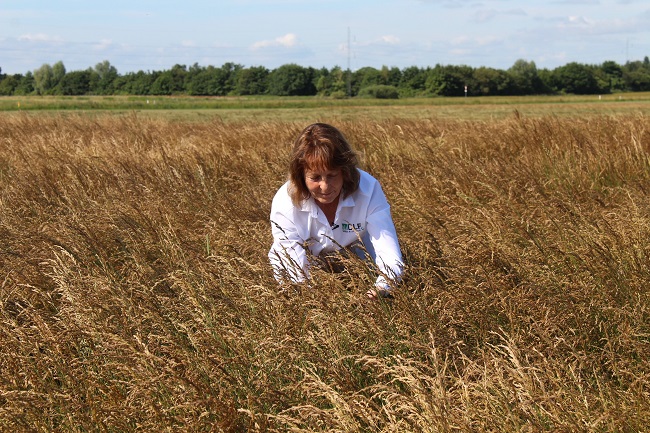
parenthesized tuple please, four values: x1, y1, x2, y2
(269, 169, 403, 289)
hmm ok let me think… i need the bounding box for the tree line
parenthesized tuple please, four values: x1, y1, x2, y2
(1, 57, 650, 98)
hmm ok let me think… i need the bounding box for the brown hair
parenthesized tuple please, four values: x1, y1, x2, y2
(288, 123, 360, 206)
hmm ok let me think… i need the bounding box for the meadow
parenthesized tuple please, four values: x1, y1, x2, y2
(2, 92, 650, 122)
(0, 97, 649, 431)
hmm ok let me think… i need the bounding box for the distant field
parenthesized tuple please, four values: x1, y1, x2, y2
(1, 92, 650, 121)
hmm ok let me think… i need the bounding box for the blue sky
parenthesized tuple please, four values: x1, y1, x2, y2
(1, 0, 649, 75)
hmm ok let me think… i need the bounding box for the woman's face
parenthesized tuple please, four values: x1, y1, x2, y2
(304, 166, 343, 205)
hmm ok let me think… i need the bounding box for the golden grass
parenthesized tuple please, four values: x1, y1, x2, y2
(1, 111, 649, 431)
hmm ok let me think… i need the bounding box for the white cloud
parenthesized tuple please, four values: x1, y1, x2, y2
(251, 33, 298, 50)
(93, 38, 113, 51)
(380, 35, 400, 44)
(416, 0, 471, 7)
(472, 8, 527, 23)
(552, 0, 599, 4)
(355, 35, 402, 48)
(450, 35, 471, 45)
(449, 48, 471, 56)
(476, 35, 501, 45)
(473, 9, 497, 23)
(566, 15, 594, 26)
(17, 33, 62, 43)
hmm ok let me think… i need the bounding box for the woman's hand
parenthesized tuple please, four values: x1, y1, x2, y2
(366, 288, 393, 300)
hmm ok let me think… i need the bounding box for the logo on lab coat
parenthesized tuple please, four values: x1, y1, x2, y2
(341, 223, 363, 233)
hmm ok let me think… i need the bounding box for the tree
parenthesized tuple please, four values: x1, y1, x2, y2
(186, 65, 210, 95)
(92, 60, 118, 94)
(381, 66, 402, 87)
(220, 62, 243, 95)
(314, 66, 346, 97)
(551, 62, 600, 94)
(150, 71, 175, 95)
(33, 63, 54, 95)
(0, 74, 20, 95)
(508, 59, 545, 95)
(399, 66, 428, 96)
(473, 67, 515, 96)
(425, 64, 472, 96)
(59, 70, 92, 95)
(149, 64, 189, 95)
(9, 57, 650, 97)
(14, 72, 34, 95)
(117, 70, 158, 95)
(186, 66, 224, 95)
(267, 64, 316, 96)
(599, 60, 624, 92)
(354, 67, 383, 90)
(236, 66, 270, 95)
(623, 68, 650, 91)
(52, 61, 66, 92)
(624, 60, 644, 72)
(169, 64, 188, 93)
(185, 63, 241, 96)
(601, 60, 623, 78)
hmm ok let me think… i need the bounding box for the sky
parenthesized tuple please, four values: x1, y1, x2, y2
(1, 0, 649, 75)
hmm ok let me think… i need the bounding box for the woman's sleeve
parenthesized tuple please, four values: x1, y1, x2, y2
(365, 182, 404, 290)
(269, 204, 310, 283)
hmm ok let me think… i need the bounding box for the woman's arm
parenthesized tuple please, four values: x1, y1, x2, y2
(365, 182, 404, 294)
(269, 204, 310, 284)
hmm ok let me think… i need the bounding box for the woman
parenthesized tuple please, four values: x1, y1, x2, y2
(268, 123, 403, 299)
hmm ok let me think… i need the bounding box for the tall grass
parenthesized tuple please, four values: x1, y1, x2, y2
(1, 112, 648, 431)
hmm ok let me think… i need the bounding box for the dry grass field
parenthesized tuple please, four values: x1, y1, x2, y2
(1, 110, 649, 431)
